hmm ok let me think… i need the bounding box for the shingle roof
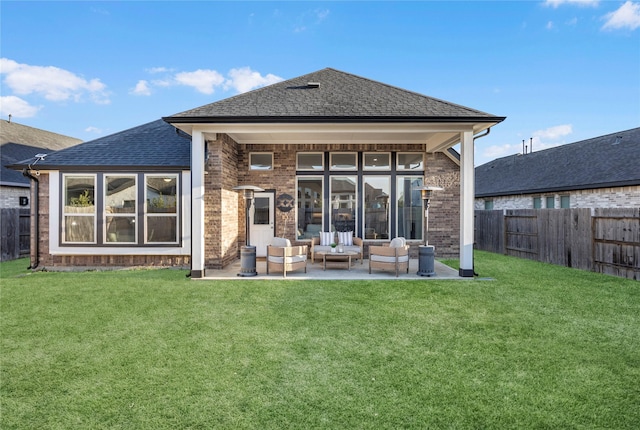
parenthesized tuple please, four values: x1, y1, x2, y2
(1, 120, 82, 186)
(475, 127, 640, 197)
(165, 67, 504, 123)
(9, 119, 190, 171)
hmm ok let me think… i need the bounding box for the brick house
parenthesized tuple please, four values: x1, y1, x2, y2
(475, 127, 640, 210)
(13, 68, 504, 277)
(1, 119, 81, 209)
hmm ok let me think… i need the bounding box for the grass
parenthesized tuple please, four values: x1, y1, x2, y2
(1, 252, 639, 429)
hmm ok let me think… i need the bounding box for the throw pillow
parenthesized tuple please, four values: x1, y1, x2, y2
(338, 231, 353, 246)
(320, 232, 334, 246)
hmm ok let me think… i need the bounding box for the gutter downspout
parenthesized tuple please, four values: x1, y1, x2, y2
(470, 127, 491, 277)
(22, 168, 40, 270)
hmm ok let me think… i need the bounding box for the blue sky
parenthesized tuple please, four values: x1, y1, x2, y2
(1, 0, 639, 166)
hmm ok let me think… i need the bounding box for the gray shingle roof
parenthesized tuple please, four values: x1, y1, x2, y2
(475, 127, 640, 197)
(165, 68, 504, 123)
(9, 119, 190, 170)
(1, 120, 82, 186)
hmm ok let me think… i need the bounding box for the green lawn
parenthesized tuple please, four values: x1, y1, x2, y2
(1, 252, 638, 429)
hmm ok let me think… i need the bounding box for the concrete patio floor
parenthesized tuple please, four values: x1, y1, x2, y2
(200, 257, 464, 280)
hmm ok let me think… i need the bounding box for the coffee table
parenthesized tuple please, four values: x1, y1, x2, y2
(317, 251, 358, 271)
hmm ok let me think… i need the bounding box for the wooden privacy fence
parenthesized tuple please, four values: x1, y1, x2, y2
(475, 208, 639, 280)
(1, 208, 30, 262)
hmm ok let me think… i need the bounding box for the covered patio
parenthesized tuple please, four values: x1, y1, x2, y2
(199, 257, 461, 281)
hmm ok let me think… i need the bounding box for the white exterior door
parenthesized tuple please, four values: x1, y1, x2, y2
(250, 192, 275, 257)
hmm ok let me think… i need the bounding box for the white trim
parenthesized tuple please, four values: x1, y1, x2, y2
(191, 129, 206, 273)
(363, 152, 391, 171)
(249, 152, 274, 170)
(460, 131, 474, 274)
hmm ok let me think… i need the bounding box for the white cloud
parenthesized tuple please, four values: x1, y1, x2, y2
(225, 67, 284, 93)
(547, 21, 555, 30)
(544, 0, 599, 8)
(85, 126, 102, 134)
(0, 58, 110, 104)
(482, 143, 521, 159)
(130, 80, 152, 96)
(532, 124, 573, 140)
(135, 66, 283, 95)
(0, 95, 41, 118)
(147, 67, 171, 74)
(174, 69, 225, 94)
(602, 1, 640, 30)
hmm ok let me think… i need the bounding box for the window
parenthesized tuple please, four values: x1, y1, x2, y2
(560, 195, 570, 208)
(105, 175, 136, 243)
(533, 197, 542, 209)
(145, 175, 178, 244)
(331, 176, 356, 232)
(484, 199, 494, 210)
(296, 177, 323, 240)
(364, 176, 390, 239)
(63, 175, 96, 243)
(297, 153, 324, 171)
(397, 176, 424, 241)
(330, 153, 357, 170)
(546, 196, 555, 209)
(364, 153, 390, 171)
(249, 153, 273, 170)
(397, 153, 424, 171)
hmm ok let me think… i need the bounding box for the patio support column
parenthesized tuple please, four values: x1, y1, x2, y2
(191, 129, 206, 278)
(459, 130, 475, 277)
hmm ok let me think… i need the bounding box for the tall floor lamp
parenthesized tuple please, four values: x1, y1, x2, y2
(233, 185, 264, 277)
(414, 185, 443, 276)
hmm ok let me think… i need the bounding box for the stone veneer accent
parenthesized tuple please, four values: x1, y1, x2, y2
(475, 185, 640, 210)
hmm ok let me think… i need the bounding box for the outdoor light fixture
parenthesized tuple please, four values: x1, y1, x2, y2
(233, 185, 264, 277)
(414, 185, 443, 276)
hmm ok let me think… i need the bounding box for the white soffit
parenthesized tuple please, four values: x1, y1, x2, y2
(180, 122, 494, 151)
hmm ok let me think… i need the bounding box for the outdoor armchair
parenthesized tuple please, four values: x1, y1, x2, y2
(266, 237, 308, 278)
(368, 237, 410, 277)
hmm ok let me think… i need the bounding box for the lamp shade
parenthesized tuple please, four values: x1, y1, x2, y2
(414, 185, 443, 200)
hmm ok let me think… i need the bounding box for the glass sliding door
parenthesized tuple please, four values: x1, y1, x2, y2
(397, 176, 423, 241)
(363, 176, 390, 240)
(297, 177, 323, 240)
(330, 176, 356, 233)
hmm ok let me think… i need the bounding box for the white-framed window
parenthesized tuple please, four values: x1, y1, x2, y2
(397, 153, 424, 171)
(330, 153, 357, 170)
(546, 196, 555, 209)
(533, 197, 542, 209)
(560, 195, 570, 208)
(297, 153, 324, 171)
(145, 174, 179, 244)
(363, 152, 391, 171)
(249, 152, 273, 170)
(484, 199, 494, 210)
(105, 175, 137, 243)
(62, 174, 96, 244)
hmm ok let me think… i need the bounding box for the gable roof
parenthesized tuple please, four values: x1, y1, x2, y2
(1, 120, 82, 187)
(475, 127, 640, 197)
(164, 67, 504, 123)
(9, 119, 190, 171)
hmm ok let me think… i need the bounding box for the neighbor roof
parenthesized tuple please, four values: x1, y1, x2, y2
(1, 120, 82, 187)
(9, 120, 190, 171)
(164, 68, 505, 123)
(475, 127, 640, 197)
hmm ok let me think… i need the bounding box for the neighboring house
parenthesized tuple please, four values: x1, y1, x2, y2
(1, 119, 82, 209)
(12, 68, 505, 277)
(475, 127, 640, 210)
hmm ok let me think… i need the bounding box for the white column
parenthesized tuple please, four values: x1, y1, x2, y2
(459, 130, 475, 277)
(191, 129, 206, 278)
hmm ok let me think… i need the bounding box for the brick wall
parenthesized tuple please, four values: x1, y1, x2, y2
(475, 185, 640, 210)
(0, 185, 29, 209)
